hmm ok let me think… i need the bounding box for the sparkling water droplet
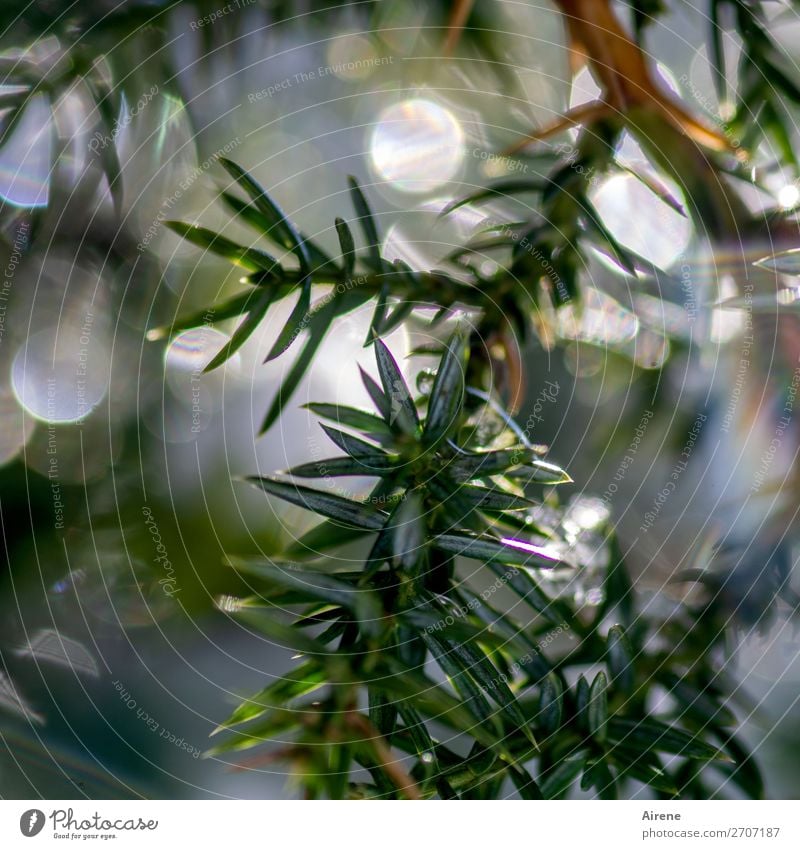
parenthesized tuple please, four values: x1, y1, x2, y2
(416, 369, 435, 395)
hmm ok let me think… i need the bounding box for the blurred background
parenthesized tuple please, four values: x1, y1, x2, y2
(1, 0, 800, 798)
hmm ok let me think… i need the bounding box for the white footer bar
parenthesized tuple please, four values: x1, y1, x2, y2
(1, 800, 797, 847)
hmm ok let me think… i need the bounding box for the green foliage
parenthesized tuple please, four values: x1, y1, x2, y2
(13, 0, 787, 801)
(149, 43, 780, 788)
(712, 0, 800, 170)
(147, 99, 777, 792)
(202, 333, 759, 800)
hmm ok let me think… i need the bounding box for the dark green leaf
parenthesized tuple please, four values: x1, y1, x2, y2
(602, 539, 635, 625)
(430, 306, 451, 326)
(756, 248, 800, 275)
(440, 179, 544, 217)
(507, 459, 572, 485)
(286, 455, 396, 478)
(320, 423, 387, 460)
(369, 690, 398, 738)
(581, 757, 617, 799)
(606, 625, 635, 693)
(389, 491, 426, 572)
(205, 706, 304, 755)
(457, 589, 552, 678)
(659, 672, 736, 729)
(396, 703, 437, 769)
(214, 661, 326, 731)
(0, 103, 26, 150)
(261, 299, 338, 433)
(85, 76, 124, 215)
(361, 515, 397, 577)
(348, 176, 382, 270)
(223, 193, 336, 272)
(457, 483, 534, 512)
(711, 733, 765, 800)
(423, 329, 468, 445)
(377, 659, 505, 752)
(486, 562, 563, 626)
(508, 765, 543, 799)
(165, 221, 279, 273)
(581, 199, 637, 275)
(220, 191, 274, 236)
(397, 606, 508, 650)
(609, 744, 678, 795)
(204, 287, 276, 372)
(264, 280, 311, 362)
(445, 638, 538, 748)
(367, 281, 390, 345)
(422, 633, 497, 725)
(0, 88, 26, 110)
(540, 757, 585, 799)
(588, 671, 608, 743)
(374, 338, 419, 434)
(335, 217, 357, 276)
(608, 717, 731, 761)
(622, 165, 686, 218)
(575, 674, 590, 730)
(234, 609, 338, 657)
(538, 673, 563, 736)
(228, 559, 383, 634)
(218, 157, 310, 274)
(390, 258, 417, 289)
(246, 476, 387, 530)
(359, 366, 392, 422)
(304, 403, 392, 438)
(146, 290, 258, 342)
(433, 530, 563, 568)
(425, 475, 488, 534)
(449, 447, 537, 480)
(377, 300, 415, 335)
(286, 520, 371, 556)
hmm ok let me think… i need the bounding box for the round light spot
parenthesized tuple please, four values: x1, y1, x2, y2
(326, 34, 380, 81)
(590, 172, 692, 269)
(165, 327, 237, 377)
(370, 99, 464, 193)
(158, 327, 238, 441)
(0, 93, 51, 208)
(11, 319, 111, 423)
